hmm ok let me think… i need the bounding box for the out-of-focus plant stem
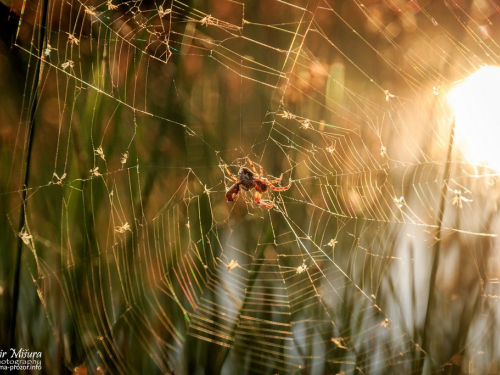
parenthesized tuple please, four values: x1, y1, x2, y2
(420, 116, 456, 372)
(9, 0, 49, 350)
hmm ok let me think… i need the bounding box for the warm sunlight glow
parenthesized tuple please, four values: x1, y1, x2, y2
(448, 66, 500, 171)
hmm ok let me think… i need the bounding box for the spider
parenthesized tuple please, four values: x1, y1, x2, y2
(224, 158, 291, 209)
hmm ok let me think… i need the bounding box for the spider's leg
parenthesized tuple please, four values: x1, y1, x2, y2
(247, 158, 263, 176)
(267, 175, 283, 184)
(254, 191, 273, 209)
(268, 182, 292, 192)
(224, 165, 239, 182)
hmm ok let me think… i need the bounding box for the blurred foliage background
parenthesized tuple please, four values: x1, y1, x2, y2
(2, 0, 500, 374)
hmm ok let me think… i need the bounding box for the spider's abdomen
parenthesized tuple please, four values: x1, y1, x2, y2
(238, 167, 255, 190)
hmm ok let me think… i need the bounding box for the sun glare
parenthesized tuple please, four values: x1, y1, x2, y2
(448, 66, 500, 172)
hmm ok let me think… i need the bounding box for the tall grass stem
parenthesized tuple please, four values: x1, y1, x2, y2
(9, 0, 49, 350)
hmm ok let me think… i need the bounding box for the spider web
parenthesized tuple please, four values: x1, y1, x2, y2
(4, 0, 500, 373)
